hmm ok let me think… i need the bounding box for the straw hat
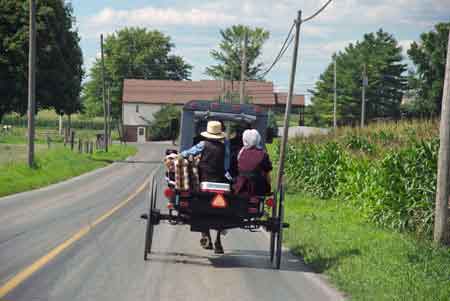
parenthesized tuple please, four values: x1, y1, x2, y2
(201, 121, 226, 140)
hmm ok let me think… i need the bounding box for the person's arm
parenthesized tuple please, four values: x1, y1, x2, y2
(181, 141, 205, 158)
(223, 139, 233, 181)
(224, 139, 230, 170)
(261, 152, 273, 172)
(261, 152, 273, 193)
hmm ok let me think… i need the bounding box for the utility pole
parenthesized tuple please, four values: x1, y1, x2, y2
(107, 87, 111, 145)
(434, 30, 450, 245)
(100, 34, 108, 152)
(333, 56, 337, 129)
(27, 0, 36, 168)
(229, 66, 234, 104)
(221, 76, 225, 103)
(239, 30, 248, 104)
(361, 64, 367, 127)
(276, 10, 302, 194)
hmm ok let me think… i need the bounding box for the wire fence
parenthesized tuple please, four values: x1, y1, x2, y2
(2, 116, 105, 130)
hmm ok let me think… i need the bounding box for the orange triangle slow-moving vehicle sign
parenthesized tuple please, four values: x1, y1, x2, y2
(211, 193, 227, 208)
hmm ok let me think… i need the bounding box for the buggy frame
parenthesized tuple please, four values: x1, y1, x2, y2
(141, 101, 288, 269)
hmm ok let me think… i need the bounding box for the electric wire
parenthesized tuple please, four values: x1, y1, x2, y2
(257, 22, 295, 78)
(303, 0, 333, 23)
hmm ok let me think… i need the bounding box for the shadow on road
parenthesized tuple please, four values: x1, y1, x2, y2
(146, 249, 314, 272)
(209, 249, 311, 272)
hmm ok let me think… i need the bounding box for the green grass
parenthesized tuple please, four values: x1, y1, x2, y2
(0, 144, 49, 165)
(274, 112, 300, 127)
(284, 194, 450, 301)
(0, 144, 137, 198)
(0, 127, 119, 145)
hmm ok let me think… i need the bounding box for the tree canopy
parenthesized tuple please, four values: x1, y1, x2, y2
(205, 25, 270, 80)
(309, 29, 407, 126)
(82, 27, 192, 119)
(407, 22, 450, 116)
(0, 0, 83, 122)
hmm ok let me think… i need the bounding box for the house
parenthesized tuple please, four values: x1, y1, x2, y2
(122, 79, 305, 142)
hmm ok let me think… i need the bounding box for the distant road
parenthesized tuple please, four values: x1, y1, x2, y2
(278, 126, 330, 138)
(0, 142, 343, 301)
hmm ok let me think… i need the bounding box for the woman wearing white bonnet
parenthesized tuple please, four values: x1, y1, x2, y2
(234, 129, 273, 196)
(238, 129, 262, 159)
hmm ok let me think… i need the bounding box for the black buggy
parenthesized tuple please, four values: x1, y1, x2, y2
(141, 100, 289, 269)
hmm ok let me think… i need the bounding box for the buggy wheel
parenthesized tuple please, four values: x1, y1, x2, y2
(269, 197, 277, 262)
(144, 207, 154, 260)
(269, 231, 276, 262)
(275, 185, 285, 269)
(144, 178, 158, 261)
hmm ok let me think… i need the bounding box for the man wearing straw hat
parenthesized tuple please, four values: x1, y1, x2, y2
(181, 120, 227, 182)
(180, 120, 227, 253)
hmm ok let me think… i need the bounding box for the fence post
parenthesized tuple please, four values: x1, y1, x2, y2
(70, 130, 75, 151)
(64, 128, 68, 147)
(78, 138, 82, 153)
(47, 135, 51, 149)
(90, 141, 94, 154)
(84, 141, 89, 153)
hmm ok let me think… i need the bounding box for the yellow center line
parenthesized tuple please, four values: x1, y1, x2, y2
(0, 177, 151, 299)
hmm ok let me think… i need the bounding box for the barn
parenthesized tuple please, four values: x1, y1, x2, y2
(121, 79, 304, 142)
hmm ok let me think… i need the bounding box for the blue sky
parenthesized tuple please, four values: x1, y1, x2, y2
(71, 0, 450, 102)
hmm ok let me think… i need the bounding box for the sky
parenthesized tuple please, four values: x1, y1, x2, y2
(71, 0, 450, 102)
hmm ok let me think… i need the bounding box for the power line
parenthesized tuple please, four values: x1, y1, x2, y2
(303, 0, 333, 23)
(257, 22, 295, 78)
(257, 0, 333, 79)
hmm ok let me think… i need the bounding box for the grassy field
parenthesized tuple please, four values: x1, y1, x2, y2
(284, 194, 450, 301)
(0, 144, 48, 166)
(0, 144, 137, 198)
(0, 127, 119, 145)
(0, 126, 121, 167)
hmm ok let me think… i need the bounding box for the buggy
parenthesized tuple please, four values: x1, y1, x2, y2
(141, 100, 289, 269)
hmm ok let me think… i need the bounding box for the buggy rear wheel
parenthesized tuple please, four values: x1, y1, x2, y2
(274, 184, 285, 269)
(269, 231, 276, 262)
(144, 179, 158, 260)
(269, 203, 276, 262)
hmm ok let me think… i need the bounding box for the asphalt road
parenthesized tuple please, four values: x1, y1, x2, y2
(0, 142, 344, 301)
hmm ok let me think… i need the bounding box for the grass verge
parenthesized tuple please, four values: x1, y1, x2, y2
(285, 194, 450, 301)
(0, 144, 137, 198)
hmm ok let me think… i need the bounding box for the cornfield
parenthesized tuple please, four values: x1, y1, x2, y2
(269, 120, 440, 236)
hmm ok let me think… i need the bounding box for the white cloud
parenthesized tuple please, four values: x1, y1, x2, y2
(92, 6, 236, 27)
(80, 6, 237, 39)
(78, 0, 449, 90)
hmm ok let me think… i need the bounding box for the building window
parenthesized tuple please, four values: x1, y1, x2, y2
(136, 104, 139, 113)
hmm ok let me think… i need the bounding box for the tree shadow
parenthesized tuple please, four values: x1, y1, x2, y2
(289, 245, 361, 273)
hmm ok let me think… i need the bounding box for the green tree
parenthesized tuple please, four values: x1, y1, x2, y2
(206, 25, 270, 80)
(309, 29, 407, 126)
(83, 28, 192, 119)
(147, 105, 180, 141)
(0, 0, 83, 122)
(407, 22, 450, 115)
(401, 70, 436, 118)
